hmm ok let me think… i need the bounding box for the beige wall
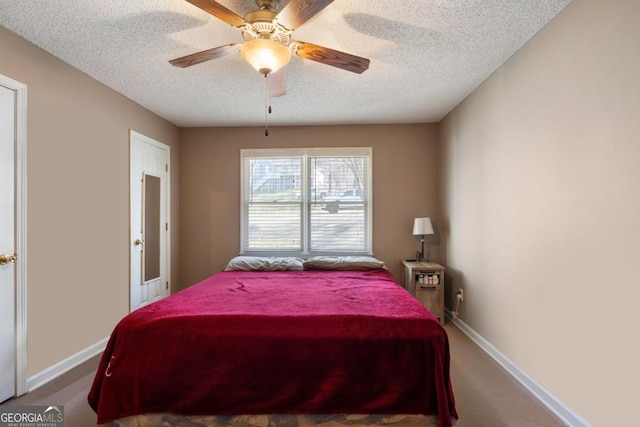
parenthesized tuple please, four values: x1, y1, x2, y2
(439, 0, 640, 425)
(179, 124, 440, 287)
(0, 27, 180, 376)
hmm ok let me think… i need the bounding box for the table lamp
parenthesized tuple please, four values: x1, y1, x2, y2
(413, 217, 434, 262)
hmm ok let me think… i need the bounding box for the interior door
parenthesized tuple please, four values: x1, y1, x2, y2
(130, 131, 170, 312)
(0, 84, 16, 402)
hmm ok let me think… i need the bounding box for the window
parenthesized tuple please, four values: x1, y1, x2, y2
(241, 147, 372, 254)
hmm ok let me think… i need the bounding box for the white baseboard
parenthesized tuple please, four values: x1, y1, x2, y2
(26, 337, 109, 392)
(445, 310, 591, 427)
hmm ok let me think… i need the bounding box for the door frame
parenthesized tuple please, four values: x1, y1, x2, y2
(0, 74, 28, 397)
(129, 130, 170, 312)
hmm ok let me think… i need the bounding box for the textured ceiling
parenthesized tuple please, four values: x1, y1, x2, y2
(0, 0, 572, 127)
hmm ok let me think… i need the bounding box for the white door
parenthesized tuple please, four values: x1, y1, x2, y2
(0, 82, 16, 403)
(0, 75, 26, 401)
(130, 131, 170, 312)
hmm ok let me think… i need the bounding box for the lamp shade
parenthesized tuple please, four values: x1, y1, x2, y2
(240, 39, 291, 75)
(413, 217, 434, 235)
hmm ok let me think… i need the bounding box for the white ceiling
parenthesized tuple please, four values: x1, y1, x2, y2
(0, 0, 572, 127)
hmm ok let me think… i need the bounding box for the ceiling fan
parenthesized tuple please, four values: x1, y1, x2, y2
(169, 0, 370, 80)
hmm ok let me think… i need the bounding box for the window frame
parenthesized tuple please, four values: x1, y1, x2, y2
(240, 147, 373, 256)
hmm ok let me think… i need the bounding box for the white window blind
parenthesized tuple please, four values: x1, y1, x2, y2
(241, 148, 372, 254)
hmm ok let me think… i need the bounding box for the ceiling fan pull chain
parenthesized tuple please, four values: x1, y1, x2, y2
(264, 75, 270, 136)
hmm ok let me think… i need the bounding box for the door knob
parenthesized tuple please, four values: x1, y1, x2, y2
(0, 254, 17, 265)
(134, 239, 145, 246)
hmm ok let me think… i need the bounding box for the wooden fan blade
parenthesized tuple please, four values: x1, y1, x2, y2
(185, 0, 246, 27)
(169, 43, 240, 68)
(267, 69, 287, 97)
(294, 41, 370, 74)
(276, 0, 335, 30)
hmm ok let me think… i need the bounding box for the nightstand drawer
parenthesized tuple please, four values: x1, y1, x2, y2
(416, 283, 441, 291)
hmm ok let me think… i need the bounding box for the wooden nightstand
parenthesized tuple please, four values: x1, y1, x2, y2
(402, 260, 445, 325)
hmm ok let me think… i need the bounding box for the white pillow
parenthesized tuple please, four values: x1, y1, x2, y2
(224, 256, 304, 271)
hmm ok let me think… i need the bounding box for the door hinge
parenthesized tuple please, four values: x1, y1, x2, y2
(166, 222, 168, 231)
(166, 164, 168, 172)
(166, 281, 169, 290)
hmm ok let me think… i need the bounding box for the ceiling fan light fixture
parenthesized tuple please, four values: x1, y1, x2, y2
(241, 38, 291, 75)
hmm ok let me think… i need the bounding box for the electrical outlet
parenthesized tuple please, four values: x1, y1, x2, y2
(457, 288, 464, 302)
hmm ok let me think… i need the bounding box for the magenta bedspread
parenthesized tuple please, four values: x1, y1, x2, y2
(88, 269, 457, 426)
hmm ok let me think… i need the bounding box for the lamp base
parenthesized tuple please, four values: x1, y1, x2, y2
(416, 237, 425, 262)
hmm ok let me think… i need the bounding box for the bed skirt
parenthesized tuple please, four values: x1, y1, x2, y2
(111, 413, 452, 427)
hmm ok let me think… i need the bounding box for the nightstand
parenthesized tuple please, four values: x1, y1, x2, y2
(402, 260, 445, 325)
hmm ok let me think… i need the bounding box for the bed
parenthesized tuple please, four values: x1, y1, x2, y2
(88, 256, 458, 427)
